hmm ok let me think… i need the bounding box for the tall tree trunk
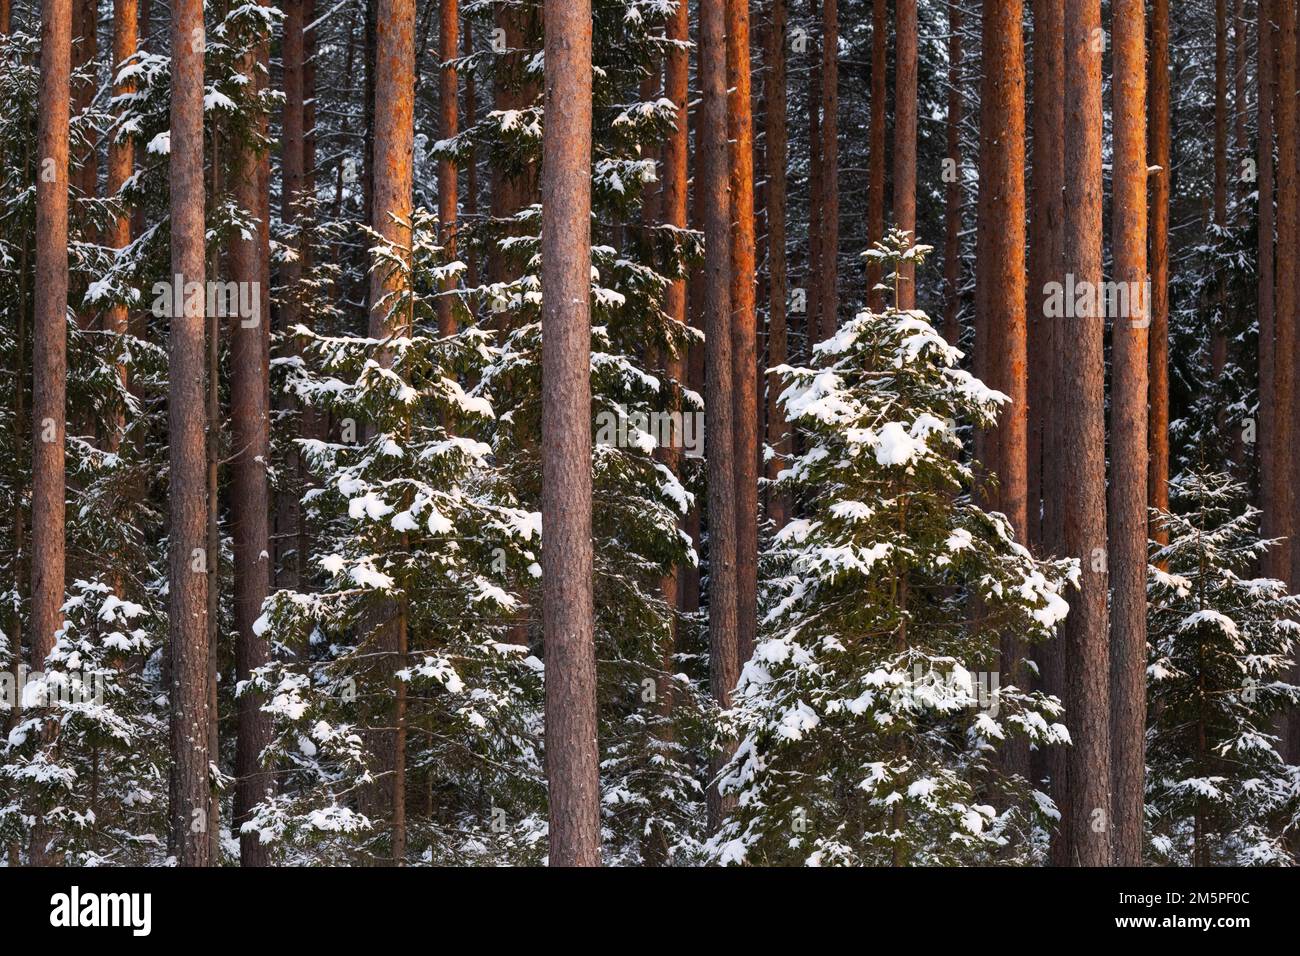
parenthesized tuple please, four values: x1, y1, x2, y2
(701, 0, 740, 833)
(979, 0, 1029, 778)
(807, 6, 822, 344)
(1149, 0, 1171, 547)
(727, 0, 758, 666)
(1212, 0, 1229, 394)
(106, 0, 138, 453)
(1258, 0, 1276, 553)
(1271, 0, 1296, 593)
(541, 0, 600, 867)
(867, 0, 886, 309)
(893, 0, 918, 309)
(277, 0, 306, 588)
(168, 0, 213, 867)
(1061, 0, 1112, 867)
(818, 0, 838, 341)
(462, 18, 478, 287)
(30, 0, 73, 869)
(437, 0, 458, 335)
(764, 0, 790, 530)
(1109, 0, 1148, 869)
(942, 4, 963, 347)
(230, 4, 273, 869)
(1030, 0, 1066, 851)
(368, 0, 416, 864)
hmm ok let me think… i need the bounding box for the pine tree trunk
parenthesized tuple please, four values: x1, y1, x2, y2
(893, 0, 918, 309)
(818, 0, 838, 341)
(1109, 0, 1148, 869)
(764, 0, 790, 530)
(105, 0, 137, 455)
(1030, 0, 1066, 843)
(867, 0, 887, 310)
(168, 0, 213, 867)
(541, 0, 600, 867)
(1061, 0, 1112, 867)
(726, 0, 759, 666)
(942, 4, 963, 347)
(463, 19, 478, 287)
(437, 0, 458, 335)
(807, 1, 822, 344)
(1271, 0, 1296, 592)
(979, 0, 1029, 779)
(30, 0, 73, 869)
(1149, 0, 1171, 548)
(230, 5, 273, 869)
(368, 0, 416, 864)
(1257, 1, 1275, 553)
(701, 0, 740, 833)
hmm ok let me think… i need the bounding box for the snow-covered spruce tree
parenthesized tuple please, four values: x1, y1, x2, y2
(711, 232, 1073, 866)
(245, 209, 549, 864)
(0, 579, 168, 864)
(1146, 469, 1300, 866)
(439, 1, 708, 864)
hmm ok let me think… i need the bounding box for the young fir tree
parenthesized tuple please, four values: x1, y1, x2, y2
(711, 233, 1073, 866)
(245, 210, 549, 864)
(441, 0, 709, 864)
(1146, 469, 1300, 866)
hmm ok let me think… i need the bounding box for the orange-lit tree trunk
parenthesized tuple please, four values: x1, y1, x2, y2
(764, 0, 790, 529)
(541, 0, 600, 867)
(727, 0, 758, 665)
(979, 0, 1029, 779)
(807, 5, 822, 342)
(1109, 0, 1148, 869)
(894, 0, 918, 309)
(1149, 0, 1171, 547)
(663, 0, 689, 607)
(1061, 0, 1112, 867)
(32, 0, 72, 692)
(168, 0, 213, 867)
(106, 0, 138, 452)
(368, 0, 415, 863)
(867, 0, 886, 309)
(437, 0, 458, 335)
(701, 0, 739, 833)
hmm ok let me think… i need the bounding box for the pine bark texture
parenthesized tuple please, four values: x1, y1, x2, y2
(1272, 0, 1296, 589)
(867, 0, 886, 309)
(230, 4, 273, 869)
(701, 0, 740, 832)
(168, 0, 213, 867)
(1109, 0, 1149, 869)
(541, 0, 600, 868)
(437, 0, 458, 335)
(979, 0, 1029, 778)
(1061, 0, 1112, 867)
(764, 0, 790, 529)
(726, 0, 758, 666)
(893, 0, 918, 309)
(1149, 0, 1171, 545)
(368, 0, 416, 863)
